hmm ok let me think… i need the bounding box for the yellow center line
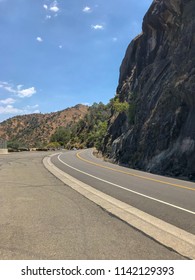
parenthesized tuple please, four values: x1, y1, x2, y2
(76, 151, 195, 192)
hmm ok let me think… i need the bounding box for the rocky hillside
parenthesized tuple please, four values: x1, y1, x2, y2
(103, 0, 195, 178)
(0, 104, 88, 147)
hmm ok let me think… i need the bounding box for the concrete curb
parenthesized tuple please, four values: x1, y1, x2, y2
(43, 155, 195, 259)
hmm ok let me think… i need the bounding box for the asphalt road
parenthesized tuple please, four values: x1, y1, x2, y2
(0, 151, 187, 259)
(51, 149, 195, 235)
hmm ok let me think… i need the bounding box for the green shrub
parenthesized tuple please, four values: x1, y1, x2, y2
(112, 98, 129, 113)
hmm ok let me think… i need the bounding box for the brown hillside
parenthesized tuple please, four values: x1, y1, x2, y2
(0, 104, 88, 147)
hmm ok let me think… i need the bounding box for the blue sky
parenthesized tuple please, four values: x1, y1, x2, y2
(0, 0, 152, 122)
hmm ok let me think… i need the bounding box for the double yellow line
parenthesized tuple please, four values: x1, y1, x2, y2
(76, 151, 195, 192)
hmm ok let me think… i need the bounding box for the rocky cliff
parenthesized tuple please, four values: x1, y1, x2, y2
(103, 0, 195, 178)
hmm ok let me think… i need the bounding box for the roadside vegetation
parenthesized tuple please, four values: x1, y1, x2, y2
(7, 99, 134, 152)
(49, 102, 111, 151)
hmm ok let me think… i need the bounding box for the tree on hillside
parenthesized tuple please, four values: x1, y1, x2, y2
(49, 102, 111, 150)
(50, 126, 71, 146)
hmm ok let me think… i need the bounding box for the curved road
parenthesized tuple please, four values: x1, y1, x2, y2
(51, 149, 195, 235)
(1, 151, 188, 260)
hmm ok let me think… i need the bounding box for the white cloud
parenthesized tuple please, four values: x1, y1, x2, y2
(36, 36, 43, 42)
(3, 86, 15, 93)
(0, 81, 37, 98)
(50, 1, 59, 13)
(0, 98, 16, 105)
(0, 82, 15, 93)
(0, 82, 38, 120)
(25, 104, 39, 109)
(25, 105, 40, 114)
(43, 4, 48, 10)
(112, 37, 118, 42)
(83, 6, 91, 13)
(0, 105, 23, 115)
(0, 81, 9, 87)
(46, 15, 51, 19)
(17, 87, 36, 98)
(91, 24, 104, 30)
(0, 104, 40, 116)
(50, 6, 59, 12)
(59, 45, 62, 49)
(0, 81, 6, 87)
(17, 84, 23, 90)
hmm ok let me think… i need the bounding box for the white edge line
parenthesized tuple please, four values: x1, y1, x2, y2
(43, 154, 195, 259)
(58, 154, 195, 215)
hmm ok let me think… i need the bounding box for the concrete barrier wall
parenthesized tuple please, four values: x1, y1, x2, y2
(0, 149, 8, 154)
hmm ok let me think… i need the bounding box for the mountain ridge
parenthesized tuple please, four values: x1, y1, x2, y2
(0, 104, 88, 147)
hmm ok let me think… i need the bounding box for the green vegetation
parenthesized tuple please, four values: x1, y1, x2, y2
(48, 99, 136, 152)
(112, 97, 129, 113)
(111, 97, 136, 124)
(49, 102, 111, 151)
(50, 126, 71, 146)
(7, 140, 29, 151)
(46, 142, 61, 150)
(5, 98, 136, 153)
(7, 140, 20, 150)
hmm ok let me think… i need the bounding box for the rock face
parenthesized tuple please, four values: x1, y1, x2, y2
(103, 0, 195, 178)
